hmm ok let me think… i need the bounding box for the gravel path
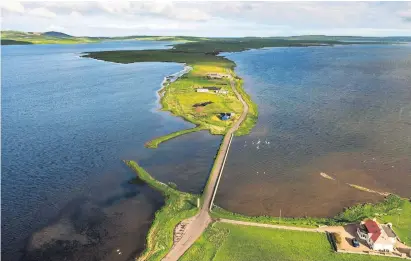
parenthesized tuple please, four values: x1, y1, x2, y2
(219, 219, 325, 232)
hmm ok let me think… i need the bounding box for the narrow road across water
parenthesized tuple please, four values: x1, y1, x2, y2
(162, 76, 250, 261)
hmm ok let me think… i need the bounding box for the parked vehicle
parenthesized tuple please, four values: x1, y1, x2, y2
(352, 238, 360, 248)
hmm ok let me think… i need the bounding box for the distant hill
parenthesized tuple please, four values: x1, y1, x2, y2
(1, 30, 97, 45)
(42, 31, 73, 38)
(2, 30, 411, 46)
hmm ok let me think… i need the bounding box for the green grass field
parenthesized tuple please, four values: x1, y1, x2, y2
(124, 160, 199, 261)
(181, 223, 399, 261)
(378, 198, 411, 245)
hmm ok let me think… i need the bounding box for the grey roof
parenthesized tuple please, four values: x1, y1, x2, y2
(382, 225, 396, 238)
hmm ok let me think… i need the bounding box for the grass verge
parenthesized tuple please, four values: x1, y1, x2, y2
(181, 222, 398, 261)
(232, 77, 258, 136)
(145, 126, 204, 148)
(211, 194, 411, 240)
(211, 206, 337, 228)
(179, 223, 230, 261)
(124, 160, 199, 261)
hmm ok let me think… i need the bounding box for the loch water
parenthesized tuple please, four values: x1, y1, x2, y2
(216, 44, 411, 217)
(2, 41, 221, 261)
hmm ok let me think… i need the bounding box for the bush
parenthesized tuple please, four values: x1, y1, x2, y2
(333, 232, 342, 244)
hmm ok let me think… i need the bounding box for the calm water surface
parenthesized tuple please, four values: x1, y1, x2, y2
(216, 44, 411, 217)
(2, 41, 221, 261)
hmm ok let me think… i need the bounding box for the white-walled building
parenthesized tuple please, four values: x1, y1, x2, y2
(216, 90, 228, 94)
(206, 73, 230, 79)
(357, 219, 397, 252)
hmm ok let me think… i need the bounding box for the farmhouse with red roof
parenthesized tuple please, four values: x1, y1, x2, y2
(357, 218, 397, 252)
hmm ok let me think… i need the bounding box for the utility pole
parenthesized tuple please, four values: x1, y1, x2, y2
(279, 209, 282, 224)
(197, 198, 200, 209)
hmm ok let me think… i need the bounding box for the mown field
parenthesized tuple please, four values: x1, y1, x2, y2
(379, 198, 411, 245)
(181, 223, 399, 261)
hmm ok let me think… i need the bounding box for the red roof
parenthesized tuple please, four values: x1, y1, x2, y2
(364, 219, 381, 242)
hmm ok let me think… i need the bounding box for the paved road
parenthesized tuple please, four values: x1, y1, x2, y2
(162, 77, 249, 261)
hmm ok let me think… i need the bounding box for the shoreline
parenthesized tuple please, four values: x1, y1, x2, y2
(155, 64, 192, 110)
(146, 64, 201, 148)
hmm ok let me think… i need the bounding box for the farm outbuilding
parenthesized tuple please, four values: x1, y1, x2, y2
(216, 90, 228, 95)
(206, 73, 230, 79)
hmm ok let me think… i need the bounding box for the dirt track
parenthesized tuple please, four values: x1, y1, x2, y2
(162, 77, 249, 261)
(219, 219, 324, 232)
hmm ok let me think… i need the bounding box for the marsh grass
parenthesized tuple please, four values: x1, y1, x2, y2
(145, 126, 205, 148)
(124, 160, 199, 261)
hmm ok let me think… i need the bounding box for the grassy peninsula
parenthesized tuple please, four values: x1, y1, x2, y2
(83, 38, 365, 146)
(84, 49, 254, 145)
(124, 160, 198, 261)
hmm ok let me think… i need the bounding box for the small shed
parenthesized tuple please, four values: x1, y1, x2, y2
(203, 86, 220, 91)
(207, 73, 229, 79)
(216, 90, 228, 95)
(196, 88, 209, 93)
